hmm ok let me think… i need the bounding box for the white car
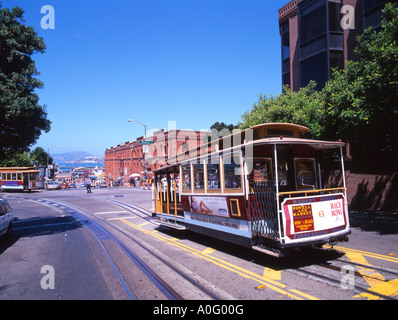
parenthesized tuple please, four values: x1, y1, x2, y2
(47, 181, 61, 190)
(0, 199, 13, 240)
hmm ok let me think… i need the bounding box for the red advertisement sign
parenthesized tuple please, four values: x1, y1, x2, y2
(292, 204, 314, 233)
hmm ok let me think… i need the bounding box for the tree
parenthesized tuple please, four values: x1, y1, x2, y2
(30, 147, 52, 166)
(210, 122, 238, 133)
(206, 122, 239, 143)
(320, 3, 398, 168)
(0, 150, 31, 167)
(0, 4, 51, 162)
(239, 82, 323, 138)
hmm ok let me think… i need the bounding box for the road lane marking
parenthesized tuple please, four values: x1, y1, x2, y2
(95, 210, 128, 215)
(338, 247, 398, 300)
(202, 248, 216, 255)
(332, 246, 398, 264)
(120, 219, 318, 300)
(263, 267, 282, 281)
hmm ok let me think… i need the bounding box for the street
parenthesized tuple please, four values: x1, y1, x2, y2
(0, 186, 397, 301)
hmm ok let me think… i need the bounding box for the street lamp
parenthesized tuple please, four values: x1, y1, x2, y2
(47, 145, 61, 180)
(128, 119, 147, 183)
(128, 119, 146, 138)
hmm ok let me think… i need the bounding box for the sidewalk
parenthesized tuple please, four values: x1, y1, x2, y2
(349, 210, 398, 235)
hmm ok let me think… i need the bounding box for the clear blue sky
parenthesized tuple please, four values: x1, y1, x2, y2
(4, 0, 287, 156)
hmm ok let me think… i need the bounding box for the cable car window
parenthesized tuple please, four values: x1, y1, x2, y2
(193, 163, 205, 191)
(207, 159, 220, 192)
(295, 158, 316, 190)
(277, 146, 291, 187)
(223, 154, 242, 191)
(12, 173, 17, 180)
(181, 165, 191, 192)
(1, 173, 5, 180)
(278, 160, 289, 186)
(251, 158, 272, 182)
(7, 173, 11, 180)
(17, 173, 22, 180)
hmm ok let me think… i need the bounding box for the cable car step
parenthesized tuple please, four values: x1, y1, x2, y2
(152, 219, 186, 230)
(252, 246, 286, 258)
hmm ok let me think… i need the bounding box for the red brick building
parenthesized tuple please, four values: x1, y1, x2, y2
(105, 129, 209, 185)
(279, 0, 396, 91)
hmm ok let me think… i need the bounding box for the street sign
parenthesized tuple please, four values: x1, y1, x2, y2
(139, 140, 153, 145)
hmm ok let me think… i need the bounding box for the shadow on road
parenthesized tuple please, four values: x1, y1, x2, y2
(0, 216, 82, 255)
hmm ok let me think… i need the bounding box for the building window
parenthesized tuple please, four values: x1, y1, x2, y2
(299, 0, 327, 44)
(300, 51, 328, 90)
(281, 23, 290, 60)
(330, 50, 344, 73)
(328, 0, 342, 32)
(281, 22, 291, 87)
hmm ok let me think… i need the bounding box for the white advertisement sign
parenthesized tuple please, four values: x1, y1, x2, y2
(282, 194, 347, 243)
(188, 196, 229, 218)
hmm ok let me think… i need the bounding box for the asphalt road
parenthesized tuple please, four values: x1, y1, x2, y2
(0, 186, 397, 302)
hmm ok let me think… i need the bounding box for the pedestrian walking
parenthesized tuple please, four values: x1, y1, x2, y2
(86, 178, 92, 193)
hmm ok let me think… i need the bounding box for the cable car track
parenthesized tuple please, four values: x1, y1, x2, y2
(34, 197, 223, 300)
(73, 196, 398, 300)
(285, 248, 398, 300)
(8, 193, 398, 300)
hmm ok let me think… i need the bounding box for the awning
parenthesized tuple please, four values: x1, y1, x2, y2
(130, 173, 141, 177)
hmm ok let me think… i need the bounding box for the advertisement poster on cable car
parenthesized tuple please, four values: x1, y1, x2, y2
(188, 196, 229, 217)
(281, 194, 348, 243)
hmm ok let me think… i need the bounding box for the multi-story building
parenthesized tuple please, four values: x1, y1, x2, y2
(105, 128, 209, 185)
(279, 0, 397, 91)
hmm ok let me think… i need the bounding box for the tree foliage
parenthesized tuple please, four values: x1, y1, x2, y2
(0, 147, 52, 167)
(30, 146, 52, 166)
(320, 3, 398, 166)
(239, 82, 323, 139)
(0, 4, 51, 161)
(210, 122, 238, 133)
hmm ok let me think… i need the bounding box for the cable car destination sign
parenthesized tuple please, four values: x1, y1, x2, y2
(282, 193, 347, 243)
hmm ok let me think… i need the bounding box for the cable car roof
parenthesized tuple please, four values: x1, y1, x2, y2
(248, 136, 345, 150)
(153, 123, 345, 173)
(0, 167, 40, 173)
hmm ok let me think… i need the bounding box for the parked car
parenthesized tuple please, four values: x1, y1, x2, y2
(99, 182, 107, 188)
(47, 181, 61, 190)
(69, 183, 76, 188)
(0, 199, 13, 240)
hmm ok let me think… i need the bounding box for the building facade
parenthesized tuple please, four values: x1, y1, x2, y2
(279, 0, 397, 91)
(105, 129, 209, 185)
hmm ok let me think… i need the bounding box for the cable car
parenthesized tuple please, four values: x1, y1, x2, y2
(152, 123, 350, 257)
(0, 167, 44, 192)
